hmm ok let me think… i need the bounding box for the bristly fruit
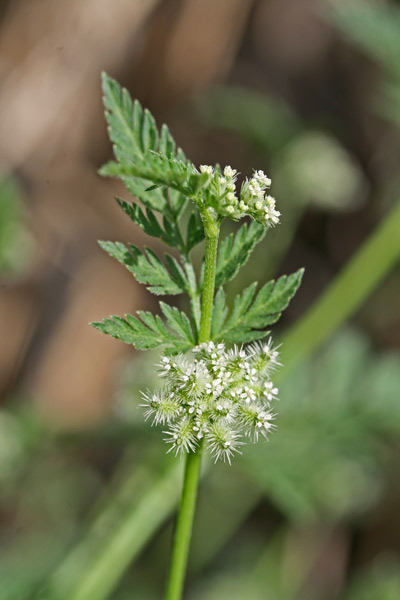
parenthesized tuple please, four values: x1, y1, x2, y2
(141, 340, 280, 463)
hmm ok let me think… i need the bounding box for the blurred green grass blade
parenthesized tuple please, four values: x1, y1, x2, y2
(49, 201, 400, 599)
(49, 461, 183, 600)
(280, 201, 400, 375)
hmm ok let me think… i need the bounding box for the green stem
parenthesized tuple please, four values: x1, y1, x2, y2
(164, 444, 203, 600)
(164, 209, 220, 600)
(199, 211, 220, 344)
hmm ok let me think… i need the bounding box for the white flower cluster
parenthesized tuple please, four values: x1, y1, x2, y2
(240, 171, 281, 226)
(198, 165, 280, 226)
(140, 340, 280, 464)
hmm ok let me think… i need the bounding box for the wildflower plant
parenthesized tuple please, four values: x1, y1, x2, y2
(92, 73, 303, 600)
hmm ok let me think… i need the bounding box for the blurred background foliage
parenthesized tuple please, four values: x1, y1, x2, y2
(0, 0, 400, 598)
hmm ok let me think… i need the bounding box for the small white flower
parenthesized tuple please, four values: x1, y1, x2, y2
(264, 381, 279, 402)
(265, 194, 275, 206)
(158, 356, 173, 374)
(262, 338, 281, 366)
(200, 164, 213, 175)
(254, 170, 271, 187)
(249, 181, 262, 195)
(241, 386, 257, 403)
(223, 166, 237, 178)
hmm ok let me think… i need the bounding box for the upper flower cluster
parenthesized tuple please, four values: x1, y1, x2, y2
(140, 339, 280, 463)
(199, 165, 280, 226)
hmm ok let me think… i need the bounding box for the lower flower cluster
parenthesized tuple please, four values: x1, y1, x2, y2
(140, 340, 280, 464)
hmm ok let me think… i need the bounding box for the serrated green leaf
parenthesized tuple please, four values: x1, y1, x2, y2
(158, 126, 188, 216)
(211, 287, 228, 338)
(134, 311, 165, 334)
(120, 175, 168, 213)
(91, 311, 192, 354)
(144, 206, 166, 238)
(168, 187, 188, 218)
(246, 269, 304, 326)
(101, 73, 209, 210)
(99, 240, 186, 295)
(102, 72, 157, 160)
(225, 329, 267, 344)
(159, 123, 176, 157)
(159, 302, 195, 344)
(101, 72, 211, 266)
(102, 150, 209, 199)
(214, 269, 304, 343)
(215, 221, 266, 287)
(183, 260, 201, 337)
(142, 109, 159, 151)
(162, 213, 186, 252)
(116, 198, 162, 237)
(115, 198, 185, 253)
(187, 209, 205, 253)
(164, 255, 188, 291)
(227, 281, 258, 326)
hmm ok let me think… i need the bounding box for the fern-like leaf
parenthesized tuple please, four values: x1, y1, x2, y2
(186, 209, 205, 252)
(213, 269, 304, 343)
(91, 311, 192, 354)
(215, 221, 266, 288)
(116, 198, 186, 254)
(101, 73, 209, 208)
(99, 241, 188, 295)
(211, 287, 229, 339)
(159, 302, 195, 345)
(101, 72, 157, 162)
(100, 151, 209, 199)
